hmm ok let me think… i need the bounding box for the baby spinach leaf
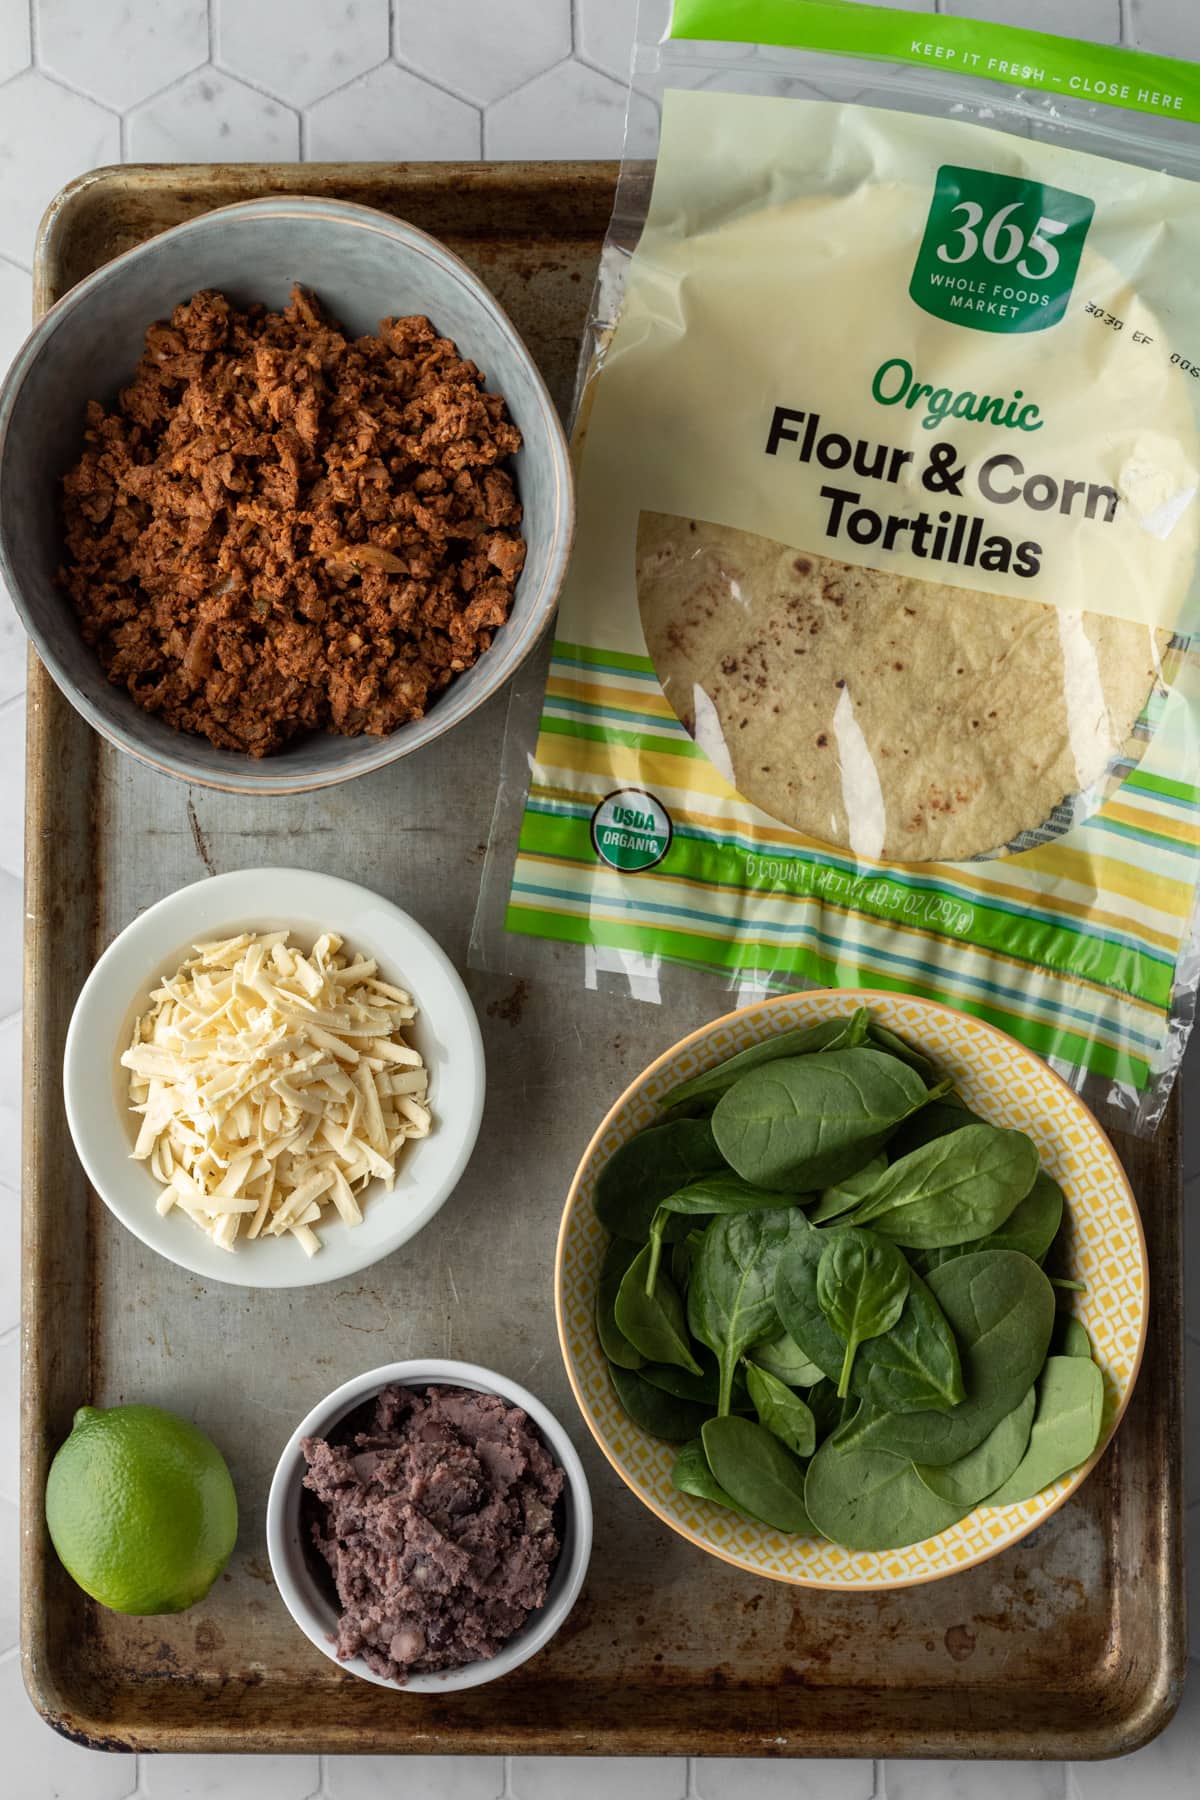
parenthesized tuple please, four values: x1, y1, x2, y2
(615, 1244, 703, 1374)
(607, 1363, 712, 1442)
(985, 1355, 1104, 1507)
(595, 1118, 726, 1242)
(914, 1386, 1036, 1508)
(595, 1237, 645, 1370)
(659, 1009, 871, 1110)
(804, 1438, 969, 1551)
(848, 1268, 965, 1414)
(661, 1172, 806, 1216)
(745, 1326, 825, 1387)
(775, 1234, 963, 1413)
(641, 1350, 750, 1412)
(702, 1414, 813, 1533)
(887, 1098, 979, 1161)
(745, 1363, 817, 1458)
(1050, 1277, 1087, 1293)
(816, 1228, 910, 1397)
(848, 1124, 1039, 1249)
(836, 1250, 1056, 1466)
(806, 1377, 844, 1442)
(1052, 1315, 1092, 1359)
(910, 1169, 1065, 1275)
(688, 1208, 809, 1415)
(865, 1021, 941, 1085)
(712, 1048, 932, 1191)
(808, 1155, 887, 1225)
(671, 1439, 751, 1518)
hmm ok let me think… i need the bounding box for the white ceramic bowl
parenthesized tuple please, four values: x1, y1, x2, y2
(266, 1359, 593, 1693)
(62, 867, 485, 1289)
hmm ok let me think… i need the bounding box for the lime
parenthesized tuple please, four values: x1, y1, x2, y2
(45, 1403, 238, 1616)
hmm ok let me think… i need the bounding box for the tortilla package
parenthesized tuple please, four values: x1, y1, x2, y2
(473, 0, 1200, 1133)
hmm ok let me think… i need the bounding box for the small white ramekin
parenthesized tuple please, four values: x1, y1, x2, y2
(63, 867, 485, 1289)
(266, 1359, 592, 1693)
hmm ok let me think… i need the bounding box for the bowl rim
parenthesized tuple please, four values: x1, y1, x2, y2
(264, 1357, 594, 1693)
(0, 191, 574, 796)
(62, 866, 486, 1290)
(555, 986, 1149, 1591)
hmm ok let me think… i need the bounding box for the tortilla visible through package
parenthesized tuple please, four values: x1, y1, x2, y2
(636, 511, 1167, 863)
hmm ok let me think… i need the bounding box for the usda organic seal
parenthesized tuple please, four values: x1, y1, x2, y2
(590, 788, 672, 872)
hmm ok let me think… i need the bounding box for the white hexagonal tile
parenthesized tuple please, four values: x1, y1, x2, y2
(215, 0, 388, 109)
(885, 1760, 1062, 1799)
(0, 1012, 22, 1214)
(127, 68, 299, 163)
(576, 0, 641, 81)
(0, 1498, 16, 1653)
(696, 1760, 874, 1800)
(0, 1331, 16, 1507)
(36, 0, 208, 112)
(0, 582, 25, 715)
(944, 0, 1118, 37)
(306, 62, 480, 161)
(485, 61, 658, 160)
(394, 0, 570, 107)
(0, 254, 32, 380)
(1126, 0, 1197, 57)
(0, 693, 24, 881)
(0, 0, 31, 85)
(0, 73, 118, 267)
(0, 1651, 138, 1800)
(511, 1759, 686, 1800)
(141, 1754, 321, 1798)
(325, 1757, 503, 1799)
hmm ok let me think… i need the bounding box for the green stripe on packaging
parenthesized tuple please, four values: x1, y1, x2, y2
(503, 901, 1150, 1090)
(668, 0, 1200, 126)
(516, 808, 1173, 1005)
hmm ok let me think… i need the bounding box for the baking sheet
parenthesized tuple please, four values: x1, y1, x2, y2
(18, 161, 1187, 1758)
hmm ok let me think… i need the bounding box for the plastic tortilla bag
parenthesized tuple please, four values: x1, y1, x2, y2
(472, 0, 1200, 1135)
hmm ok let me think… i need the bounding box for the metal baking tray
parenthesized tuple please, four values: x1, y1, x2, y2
(19, 161, 1187, 1758)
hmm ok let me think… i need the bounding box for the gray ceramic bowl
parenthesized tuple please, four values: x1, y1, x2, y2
(0, 193, 573, 794)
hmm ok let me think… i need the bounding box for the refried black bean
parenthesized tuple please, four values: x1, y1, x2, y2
(300, 1383, 564, 1681)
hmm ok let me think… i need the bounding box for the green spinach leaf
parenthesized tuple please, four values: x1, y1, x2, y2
(865, 1021, 941, 1084)
(660, 1010, 871, 1110)
(712, 1048, 932, 1191)
(641, 1350, 750, 1412)
(661, 1172, 807, 1216)
(984, 1355, 1104, 1506)
(745, 1326, 825, 1387)
(607, 1363, 712, 1441)
(804, 1438, 969, 1550)
(670, 1439, 751, 1517)
(595, 1118, 726, 1242)
(807, 1155, 887, 1225)
(615, 1244, 703, 1374)
(776, 1234, 963, 1413)
(688, 1208, 808, 1414)
(702, 1415, 813, 1533)
(745, 1363, 817, 1457)
(1051, 1315, 1092, 1359)
(815, 1228, 910, 1397)
(835, 1250, 1056, 1465)
(910, 1169, 1065, 1275)
(595, 1236, 646, 1370)
(848, 1124, 1039, 1249)
(887, 1099, 979, 1161)
(914, 1386, 1036, 1508)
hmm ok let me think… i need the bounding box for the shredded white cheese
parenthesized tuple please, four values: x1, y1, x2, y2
(123, 929, 432, 1257)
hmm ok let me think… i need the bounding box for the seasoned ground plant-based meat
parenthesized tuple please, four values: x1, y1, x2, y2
(301, 1384, 564, 1681)
(60, 287, 526, 756)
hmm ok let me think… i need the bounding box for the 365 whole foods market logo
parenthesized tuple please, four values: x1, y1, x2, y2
(911, 165, 1094, 335)
(590, 788, 672, 872)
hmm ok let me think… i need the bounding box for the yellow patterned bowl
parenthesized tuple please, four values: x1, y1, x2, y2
(555, 989, 1147, 1590)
